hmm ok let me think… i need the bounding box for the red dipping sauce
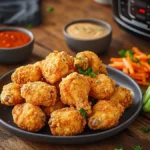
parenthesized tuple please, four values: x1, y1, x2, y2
(0, 31, 31, 48)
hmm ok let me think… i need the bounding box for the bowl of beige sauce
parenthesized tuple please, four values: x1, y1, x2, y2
(63, 19, 112, 54)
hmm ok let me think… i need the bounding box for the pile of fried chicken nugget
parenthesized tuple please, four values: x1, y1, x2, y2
(0, 51, 133, 136)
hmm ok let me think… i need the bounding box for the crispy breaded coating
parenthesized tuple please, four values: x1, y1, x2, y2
(74, 51, 107, 74)
(59, 72, 91, 114)
(11, 64, 42, 85)
(34, 61, 42, 68)
(42, 98, 64, 116)
(49, 107, 86, 136)
(21, 81, 57, 106)
(87, 74, 116, 100)
(41, 51, 74, 84)
(88, 100, 124, 130)
(12, 103, 46, 132)
(0, 83, 24, 106)
(109, 86, 133, 109)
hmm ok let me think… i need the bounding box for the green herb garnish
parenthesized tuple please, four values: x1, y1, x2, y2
(119, 49, 134, 58)
(78, 108, 87, 117)
(76, 57, 84, 61)
(118, 49, 128, 57)
(86, 68, 96, 78)
(75, 65, 96, 78)
(46, 7, 54, 12)
(134, 146, 142, 150)
(127, 51, 134, 60)
(27, 24, 33, 28)
(62, 58, 66, 62)
(141, 127, 150, 133)
(148, 58, 150, 64)
(114, 147, 123, 150)
(75, 65, 85, 74)
(118, 49, 140, 64)
(146, 52, 149, 55)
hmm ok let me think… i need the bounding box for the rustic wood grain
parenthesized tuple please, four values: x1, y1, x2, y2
(0, 0, 150, 149)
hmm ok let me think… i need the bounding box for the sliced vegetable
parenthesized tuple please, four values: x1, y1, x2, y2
(143, 99, 150, 112)
(143, 86, 150, 105)
(143, 86, 150, 112)
(109, 47, 150, 85)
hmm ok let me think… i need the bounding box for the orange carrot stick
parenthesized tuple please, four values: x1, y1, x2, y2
(132, 47, 144, 55)
(129, 75, 142, 80)
(108, 63, 124, 69)
(142, 76, 146, 82)
(123, 67, 128, 74)
(123, 58, 134, 74)
(110, 58, 123, 62)
(141, 61, 150, 71)
(131, 62, 141, 69)
(136, 81, 150, 86)
(129, 72, 149, 78)
(136, 55, 148, 60)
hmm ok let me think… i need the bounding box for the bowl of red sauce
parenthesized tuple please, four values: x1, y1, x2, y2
(0, 27, 34, 64)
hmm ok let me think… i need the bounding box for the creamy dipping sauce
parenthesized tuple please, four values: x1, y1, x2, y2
(66, 22, 108, 40)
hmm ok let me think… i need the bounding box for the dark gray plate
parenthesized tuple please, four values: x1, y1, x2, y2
(0, 66, 142, 144)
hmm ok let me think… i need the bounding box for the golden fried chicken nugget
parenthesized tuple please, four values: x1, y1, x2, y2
(88, 100, 124, 130)
(21, 81, 57, 106)
(74, 51, 107, 74)
(11, 64, 42, 85)
(59, 72, 91, 114)
(109, 86, 133, 109)
(0, 83, 24, 106)
(12, 103, 46, 132)
(49, 107, 86, 136)
(42, 98, 64, 116)
(87, 74, 116, 100)
(34, 61, 42, 68)
(41, 51, 74, 84)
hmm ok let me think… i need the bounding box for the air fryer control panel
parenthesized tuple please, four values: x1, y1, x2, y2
(112, 0, 150, 37)
(119, 0, 150, 30)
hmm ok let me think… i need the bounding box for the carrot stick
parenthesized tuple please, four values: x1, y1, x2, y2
(110, 58, 123, 62)
(144, 67, 149, 72)
(129, 72, 149, 78)
(131, 62, 141, 69)
(136, 55, 148, 60)
(132, 47, 144, 55)
(141, 61, 150, 71)
(123, 67, 128, 74)
(109, 47, 150, 85)
(136, 81, 150, 86)
(123, 58, 134, 74)
(142, 76, 146, 82)
(129, 75, 142, 80)
(108, 63, 124, 69)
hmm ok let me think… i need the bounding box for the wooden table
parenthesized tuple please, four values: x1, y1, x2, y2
(0, 0, 150, 149)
